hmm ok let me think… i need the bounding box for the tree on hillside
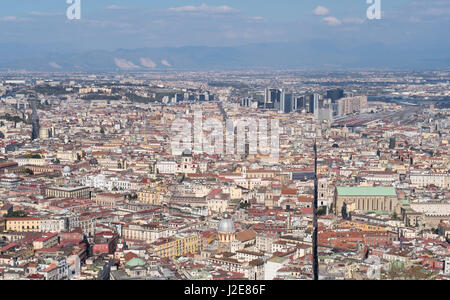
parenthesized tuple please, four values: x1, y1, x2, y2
(341, 202, 348, 220)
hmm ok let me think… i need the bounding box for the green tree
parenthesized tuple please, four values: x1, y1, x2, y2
(6, 210, 28, 218)
(318, 206, 327, 216)
(341, 202, 348, 220)
(21, 168, 34, 175)
(389, 137, 396, 149)
(24, 153, 41, 159)
(239, 202, 251, 209)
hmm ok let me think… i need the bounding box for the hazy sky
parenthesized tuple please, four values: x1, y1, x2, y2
(0, 0, 449, 51)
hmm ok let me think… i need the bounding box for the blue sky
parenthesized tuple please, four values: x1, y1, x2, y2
(0, 0, 449, 52)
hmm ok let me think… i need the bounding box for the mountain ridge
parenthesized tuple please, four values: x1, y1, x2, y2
(0, 42, 448, 71)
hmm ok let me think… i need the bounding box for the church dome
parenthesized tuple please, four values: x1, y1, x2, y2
(62, 166, 71, 174)
(218, 219, 235, 233)
(182, 149, 192, 157)
(125, 257, 146, 267)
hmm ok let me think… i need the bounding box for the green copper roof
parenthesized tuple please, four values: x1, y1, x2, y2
(363, 210, 388, 215)
(269, 256, 288, 263)
(337, 187, 397, 196)
(125, 257, 146, 267)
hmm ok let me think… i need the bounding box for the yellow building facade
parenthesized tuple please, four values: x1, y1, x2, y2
(150, 234, 199, 258)
(6, 217, 41, 232)
(338, 220, 387, 232)
(138, 188, 162, 205)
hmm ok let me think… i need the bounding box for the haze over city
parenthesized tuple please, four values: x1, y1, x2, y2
(0, 0, 449, 70)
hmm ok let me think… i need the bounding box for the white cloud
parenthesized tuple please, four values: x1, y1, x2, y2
(314, 6, 330, 16)
(114, 58, 140, 69)
(248, 16, 264, 22)
(0, 16, 31, 22)
(82, 20, 131, 29)
(423, 7, 450, 16)
(161, 59, 172, 67)
(49, 62, 62, 69)
(168, 4, 237, 14)
(389, 0, 450, 22)
(28, 11, 62, 17)
(106, 5, 126, 10)
(342, 17, 365, 25)
(140, 58, 157, 68)
(322, 16, 342, 26)
(2, 16, 17, 21)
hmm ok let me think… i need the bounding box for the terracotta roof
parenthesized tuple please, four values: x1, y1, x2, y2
(235, 230, 256, 242)
(124, 252, 139, 262)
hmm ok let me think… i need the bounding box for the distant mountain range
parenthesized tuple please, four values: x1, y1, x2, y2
(0, 41, 448, 71)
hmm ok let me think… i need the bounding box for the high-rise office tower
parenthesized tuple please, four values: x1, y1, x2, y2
(326, 88, 344, 103)
(174, 93, 184, 102)
(264, 88, 281, 109)
(203, 91, 212, 101)
(309, 93, 320, 114)
(241, 98, 251, 107)
(280, 92, 292, 113)
(327, 89, 344, 116)
(307, 94, 334, 122)
(294, 96, 306, 111)
(316, 98, 333, 122)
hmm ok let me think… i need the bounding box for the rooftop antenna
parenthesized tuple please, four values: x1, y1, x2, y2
(312, 139, 319, 280)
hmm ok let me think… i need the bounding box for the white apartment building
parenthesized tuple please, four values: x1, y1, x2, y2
(256, 234, 278, 253)
(83, 174, 137, 191)
(207, 198, 229, 214)
(156, 161, 178, 174)
(410, 173, 449, 188)
(122, 224, 169, 243)
(40, 218, 67, 232)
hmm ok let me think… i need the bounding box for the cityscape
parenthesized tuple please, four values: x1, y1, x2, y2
(0, 1, 449, 284)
